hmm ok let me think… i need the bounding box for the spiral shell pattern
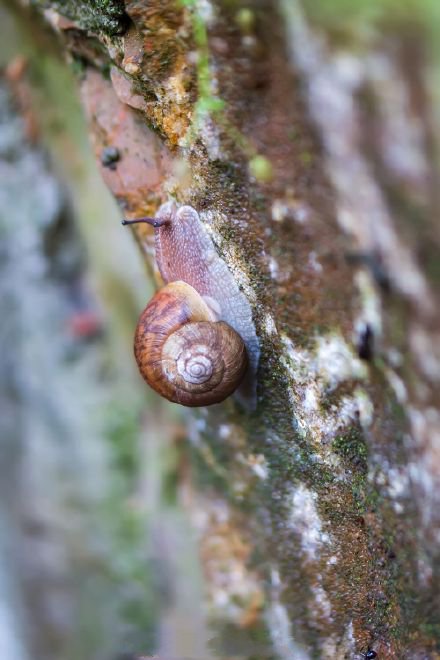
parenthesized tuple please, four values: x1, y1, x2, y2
(134, 281, 248, 406)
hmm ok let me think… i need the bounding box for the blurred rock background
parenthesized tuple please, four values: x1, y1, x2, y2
(0, 5, 209, 659)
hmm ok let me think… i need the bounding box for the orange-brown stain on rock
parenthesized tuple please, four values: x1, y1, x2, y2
(81, 68, 174, 227)
(125, 0, 194, 145)
(199, 513, 264, 628)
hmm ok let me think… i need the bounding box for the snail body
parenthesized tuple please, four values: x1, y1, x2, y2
(124, 202, 259, 407)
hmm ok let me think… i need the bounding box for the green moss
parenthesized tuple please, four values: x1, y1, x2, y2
(180, 0, 270, 179)
(303, 0, 440, 68)
(190, 437, 237, 498)
(210, 621, 276, 660)
(34, 0, 128, 35)
(104, 402, 140, 484)
(299, 150, 313, 166)
(420, 622, 440, 641)
(179, 0, 225, 139)
(94, 400, 160, 652)
(333, 426, 368, 465)
(249, 155, 274, 183)
(425, 252, 440, 282)
(235, 7, 256, 34)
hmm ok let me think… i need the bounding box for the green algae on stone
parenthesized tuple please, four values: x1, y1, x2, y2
(333, 426, 368, 466)
(35, 0, 128, 35)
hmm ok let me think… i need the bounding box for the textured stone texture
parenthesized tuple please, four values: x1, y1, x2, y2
(9, 0, 440, 657)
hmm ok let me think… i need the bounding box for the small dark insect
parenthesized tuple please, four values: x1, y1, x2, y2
(357, 322, 374, 361)
(101, 146, 120, 169)
(361, 647, 377, 659)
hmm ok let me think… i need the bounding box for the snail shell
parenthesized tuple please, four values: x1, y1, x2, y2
(134, 281, 248, 406)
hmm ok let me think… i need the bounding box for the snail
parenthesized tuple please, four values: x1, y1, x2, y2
(123, 202, 260, 407)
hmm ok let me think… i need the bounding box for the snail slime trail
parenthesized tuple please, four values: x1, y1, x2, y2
(123, 202, 259, 408)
